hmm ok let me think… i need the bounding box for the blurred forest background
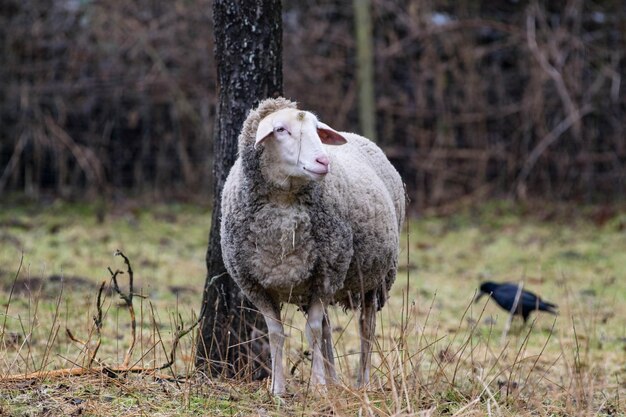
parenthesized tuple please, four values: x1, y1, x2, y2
(1, 0, 624, 210)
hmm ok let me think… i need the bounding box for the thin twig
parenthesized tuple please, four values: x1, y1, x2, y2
(1, 253, 23, 347)
(516, 317, 557, 402)
(108, 250, 137, 368)
(66, 280, 106, 367)
(500, 281, 524, 344)
(39, 278, 64, 376)
(0, 364, 178, 382)
(150, 302, 204, 371)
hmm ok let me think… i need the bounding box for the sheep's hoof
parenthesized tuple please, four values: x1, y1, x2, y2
(269, 380, 287, 398)
(269, 388, 291, 404)
(271, 394, 286, 405)
(271, 387, 286, 397)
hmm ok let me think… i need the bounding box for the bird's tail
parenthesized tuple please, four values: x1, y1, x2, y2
(540, 301, 558, 315)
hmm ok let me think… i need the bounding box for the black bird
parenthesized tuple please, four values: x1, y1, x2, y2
(475, 281, 558, 323)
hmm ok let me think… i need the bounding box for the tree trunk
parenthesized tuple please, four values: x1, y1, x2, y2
(196, 0, 282, 380)
(353, 0, 376, 141)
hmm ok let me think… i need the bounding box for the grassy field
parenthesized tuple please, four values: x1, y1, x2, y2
(0, 199, 624, 416)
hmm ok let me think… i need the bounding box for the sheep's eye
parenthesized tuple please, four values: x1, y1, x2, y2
(275, 127, 286, 133)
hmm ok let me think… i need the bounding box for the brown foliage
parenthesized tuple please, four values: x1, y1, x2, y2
(0, 0, 215, 198)
(1, 0, 624, 207)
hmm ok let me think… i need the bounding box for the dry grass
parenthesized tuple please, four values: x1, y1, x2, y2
(0, 199, 624, 416)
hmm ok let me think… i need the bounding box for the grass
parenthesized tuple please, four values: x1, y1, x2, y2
(0, 198, 624, 416)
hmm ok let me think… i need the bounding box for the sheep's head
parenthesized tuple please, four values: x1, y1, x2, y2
(254, 108, 347, 184)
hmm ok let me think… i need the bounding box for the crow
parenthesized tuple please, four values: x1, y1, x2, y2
(474, 281, 558, 323)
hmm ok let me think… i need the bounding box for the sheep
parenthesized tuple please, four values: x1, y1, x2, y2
(220, 97, 405, 395)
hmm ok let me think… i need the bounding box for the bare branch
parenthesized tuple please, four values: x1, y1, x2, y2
(515, 104, 592, 198)
(108, 250, 137, 368)
(526, 5, 581, 138)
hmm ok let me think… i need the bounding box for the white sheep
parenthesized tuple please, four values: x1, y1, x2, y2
(220, 97, 405, 395)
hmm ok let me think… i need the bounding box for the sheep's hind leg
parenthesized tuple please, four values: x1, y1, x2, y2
(357, 291, 378, 387)
(260, 304, 286, 395)
(321, 306, 338, 383)
(305, 298, 327, 388)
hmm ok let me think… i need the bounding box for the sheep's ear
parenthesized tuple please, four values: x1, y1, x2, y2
(254, 117, 274, 148)
(317, 122, 347, 145)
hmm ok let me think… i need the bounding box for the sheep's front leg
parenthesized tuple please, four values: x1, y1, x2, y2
(305, 298, 327, 387)
(260, 305, 286, 395)
(321, 307, 338, 383)
(357, 291, 378, 387)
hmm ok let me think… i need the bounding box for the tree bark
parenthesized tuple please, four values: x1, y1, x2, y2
(196, 0, 282, 380)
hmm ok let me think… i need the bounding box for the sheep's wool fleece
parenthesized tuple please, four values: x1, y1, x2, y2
(220, 98, 405, 311)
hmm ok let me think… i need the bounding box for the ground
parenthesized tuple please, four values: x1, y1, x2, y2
(0, 198, 624, 416)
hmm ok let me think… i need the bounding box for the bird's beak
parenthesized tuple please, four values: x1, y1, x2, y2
(474, 291, 486, 304)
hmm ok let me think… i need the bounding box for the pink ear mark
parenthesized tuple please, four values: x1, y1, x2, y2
(317, 127, 347, 145)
